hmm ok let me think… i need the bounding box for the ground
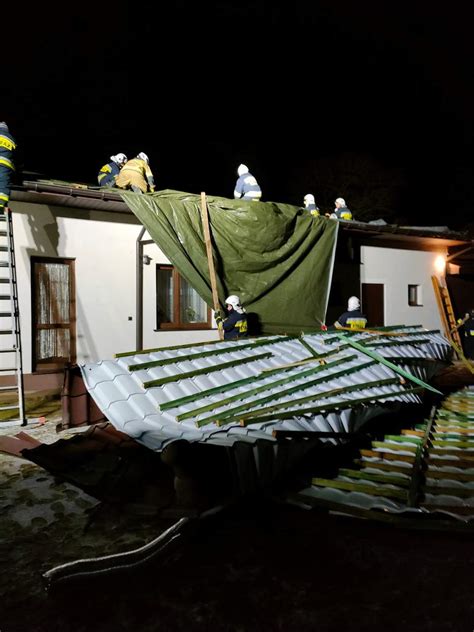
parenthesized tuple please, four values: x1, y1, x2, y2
(1, 397, 474, 632)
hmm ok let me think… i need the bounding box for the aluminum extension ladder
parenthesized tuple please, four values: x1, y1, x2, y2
(0, 207, 26, 425)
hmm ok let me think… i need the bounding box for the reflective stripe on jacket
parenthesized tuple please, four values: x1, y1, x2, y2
(223, 311, 248, 340)
(0, 130, 16, 171)
(234, 173, 262, 200)
(97, 161, 120, 186)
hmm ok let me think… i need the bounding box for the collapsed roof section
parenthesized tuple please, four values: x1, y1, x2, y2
(120, 190, 339, 334)
(298, 386, 474, 526)
(80, 327, 452, 455)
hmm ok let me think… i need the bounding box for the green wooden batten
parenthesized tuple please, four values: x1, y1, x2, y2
(431, 439, 474, 448)
(432, 432, 474, 439)
(159, 347, 351, 411)
(142, 352, 273, 388)
(322, 325, 428, 345)
(311, 477, 407, 500)
(356, 330, 443, 344)
(115, 334, 297, 359)
(298, 337, 321, 358)
(422, 484, 474, 498)
(181, 357, 372, 424)
(116, 337, 227, 358)
(333, 333, 443, 395)
(209, 376, 402, 428)
(359, 339, 432, 348)
(175, 355, 358, 419)
(237, 387, 424, 426)
(383, 435, 423, 445)
(371, 441, 419, 452)
(126, 335, 295, 370)
(338, 468, 411, 487)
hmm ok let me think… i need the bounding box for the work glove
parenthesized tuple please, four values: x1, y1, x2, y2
(149, 186, 155, 193)
(214, 311, 223, 324)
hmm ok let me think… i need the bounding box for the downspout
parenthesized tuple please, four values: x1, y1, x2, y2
(136, 226, 146, 351)
(323, 221, 339, 323)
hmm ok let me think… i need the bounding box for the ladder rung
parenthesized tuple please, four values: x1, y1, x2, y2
(0, 367, 17, 372)
(0, 385, 18, 392)
(0, 295, 12, 299)
(0, 262, 11, 267)
(0, 404, 19, 411)
(0, 279, 10, 283)
(0, 230, 7, 236)
(0, 312, 13, 317)
(0, 348, 16, 353)
(0, 330, 15, 334)
(0, 246, 9, 252)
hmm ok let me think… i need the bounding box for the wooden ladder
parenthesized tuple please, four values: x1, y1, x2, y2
(431, 275, 462, 348)
(0, 207, 26, 425)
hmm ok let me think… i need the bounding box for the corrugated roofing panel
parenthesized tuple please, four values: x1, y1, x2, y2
(80, 327, 451, 452)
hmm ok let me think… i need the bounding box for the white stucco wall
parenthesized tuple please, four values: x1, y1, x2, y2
(360, 245, 446, 330)
(9, 202, 216, 374)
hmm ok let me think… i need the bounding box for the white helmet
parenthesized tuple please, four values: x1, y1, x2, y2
(0, 121, 8, 130)
(137, 152, 149, 163)
(225, 294, 245, 314)
(335, 197, 346, 208)
(348, 296, 360, 311)
(111, 153, 127, 165)
(237, 164, 249, 176)
(304, 193, 315, 205)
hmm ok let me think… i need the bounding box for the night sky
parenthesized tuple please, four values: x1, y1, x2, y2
(6, 1, 474, 228)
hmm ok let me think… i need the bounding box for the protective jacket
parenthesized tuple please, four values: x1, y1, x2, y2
(97, 161, 121, 187)
(462, 312, 474, 359)
(333, 206, 353, 220)
(306, 203, 320, 216)
(223, 310, 248, 340)
(234, 172, 262, 201)
(116, 158, 155, 193)
(335, 309, 367, 329)
(0, 126, 16, 209)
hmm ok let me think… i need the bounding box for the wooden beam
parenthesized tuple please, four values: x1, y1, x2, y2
(200, 192, 223, 340)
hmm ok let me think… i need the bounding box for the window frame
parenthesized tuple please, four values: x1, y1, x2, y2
(408, 284, 423, 307)
(155, 264, 211, 330)
(31, 256, 77, 372)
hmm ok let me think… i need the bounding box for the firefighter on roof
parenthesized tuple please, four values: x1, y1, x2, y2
(116, 152, 155, 194)
(329, 197, 353, 221)
(0, 122, 16, 211)
(97, 153, 128, 187)
(303, 193, 320, 217)
(233, 164, 262, 202)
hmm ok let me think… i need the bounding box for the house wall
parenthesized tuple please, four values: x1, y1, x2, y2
(8, 202, 217, 380)
(360, 245, 446, 330)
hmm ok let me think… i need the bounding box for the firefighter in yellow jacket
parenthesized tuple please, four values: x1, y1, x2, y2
(116, 152, 155, 194)
(0, 122, 16, 211)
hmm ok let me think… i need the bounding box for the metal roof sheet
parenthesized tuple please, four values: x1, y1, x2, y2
(80, 327, 452, 453)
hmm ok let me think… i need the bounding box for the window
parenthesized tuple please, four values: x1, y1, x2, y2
(31, 257, 76, 371)
(408, 284, 422, 306)
(156, 265, 211, 330)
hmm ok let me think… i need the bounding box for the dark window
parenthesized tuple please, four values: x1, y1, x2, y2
(408, 284, 422, 306)
(156, 265, 211, 330)
(31, 257, 76, 371)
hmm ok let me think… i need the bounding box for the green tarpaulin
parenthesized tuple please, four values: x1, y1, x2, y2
(121, 190, 339, 334)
